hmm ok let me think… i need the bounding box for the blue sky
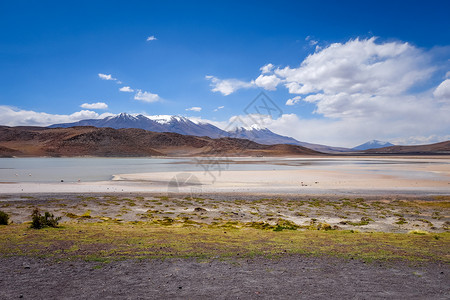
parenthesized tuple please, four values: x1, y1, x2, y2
(1, 0, 449, 147)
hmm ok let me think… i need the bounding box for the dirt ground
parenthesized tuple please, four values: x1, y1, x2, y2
(1, 192, 449, 299)
(0, 256, 449, 300)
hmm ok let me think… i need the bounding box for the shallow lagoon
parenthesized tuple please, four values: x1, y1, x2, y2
(0, 157, 447, 183)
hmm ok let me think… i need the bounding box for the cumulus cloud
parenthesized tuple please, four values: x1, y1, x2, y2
(205, 37, 450, 145)
(119, 86, 134, 92)
(185, 107, 202, 112)
(280, 39, 425, 95)
(285, 96, 301, 106)
(217, 111, 450, 147)
(134, 89, 160, 103)
(205, 75, 254, 96)
(0, 106, 112, 127)
(253, 74, 281, 91)
(98, 73, 116, 81)
(146, 35, 157, 41)
(80, 102, 108, 109)
(260, 63, 274, 74)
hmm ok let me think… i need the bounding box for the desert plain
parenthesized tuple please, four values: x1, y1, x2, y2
(1, 156, 449, 299)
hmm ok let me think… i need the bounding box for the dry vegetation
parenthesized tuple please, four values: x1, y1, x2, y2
(1, 194, 449, 263)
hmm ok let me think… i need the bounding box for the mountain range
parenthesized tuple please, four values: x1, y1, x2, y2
(363, 140, 450, 155)
(49, 113, 350, 153)
(0, 126, 321, 157)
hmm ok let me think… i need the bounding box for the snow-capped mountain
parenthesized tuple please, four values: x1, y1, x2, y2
(49, 113, 350, 153)
(229, 127, 301, 145)
(229, 126, 351, 153)
(49, 113, 227, 138)
(352, 140, 395, 151)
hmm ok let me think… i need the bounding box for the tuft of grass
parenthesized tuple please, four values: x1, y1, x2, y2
(408, 230, 430, 235)
(395, 217, 408, 225)
(0, 211, 10, 225)
(30, 208, 61, 229)
(417, 219, 433, 227)
(344, 217, 373, 226)
(443, 221, 450, 230)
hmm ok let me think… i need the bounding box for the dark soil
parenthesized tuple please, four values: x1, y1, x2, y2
(1, 256, 448, 299)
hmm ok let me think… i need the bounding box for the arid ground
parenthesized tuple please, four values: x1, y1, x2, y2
(1, 156, 449, 299)
(1, 192, 449, 299)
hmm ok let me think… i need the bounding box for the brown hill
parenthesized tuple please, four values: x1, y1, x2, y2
(364, 140, 450, 155)
(0, 126, 322, 157)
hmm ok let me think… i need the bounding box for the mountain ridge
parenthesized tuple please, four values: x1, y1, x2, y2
(0, 126, 322, 157)
(49, 113, 350, 153)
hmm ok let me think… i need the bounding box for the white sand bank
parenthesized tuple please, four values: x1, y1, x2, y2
(1, 167, 448, 195)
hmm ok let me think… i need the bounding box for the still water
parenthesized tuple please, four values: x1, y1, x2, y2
(0, 157, 445, 183)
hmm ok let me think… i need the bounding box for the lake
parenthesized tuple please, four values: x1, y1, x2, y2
(0, 157, 447, 184)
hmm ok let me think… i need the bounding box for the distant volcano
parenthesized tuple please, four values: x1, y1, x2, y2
(352, 140, 394, 151)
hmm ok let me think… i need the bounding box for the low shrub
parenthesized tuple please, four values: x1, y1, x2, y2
(408, 230, 430, 235)
(0, 210, 9, 225)
(30, 208, 61, 229)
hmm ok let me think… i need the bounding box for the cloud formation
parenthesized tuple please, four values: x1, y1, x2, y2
(146, 35, 157, 41)
(119, 86, 134, 92)
(134, 89, 160, 103)
(214, 105, 225, 112)
(285, 96, 301, 106)
(433, 79, 450, 99)
(205, 37, 450, 145)
(0, 106, 112, 127)
(98, 73, 116, 81)
(205, 75, 254, 96)
(185, 106, 202, 112)
(80, 102, 108, 109)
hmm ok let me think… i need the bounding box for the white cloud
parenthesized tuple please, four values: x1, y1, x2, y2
(185, 107, 202, 112)
(204, 37, 450, 146)
(0, 106, 112, 127)
(433, 79, 450, 99)
(80, 102, 108, 109)
(213, 105, 225, 112)
(146, 35, 157, 41)
(98, 73, 116, 81)
(119, 86, 134, 92)
(205, 75, 254, 96)
(305, 35, 318, 46)
(253, 74, 281, 91)
(260, 63, 274, 74)
(206, 37, 436, 101)
(218, 111, 450, 147)
(275, 38, 434, 102)
(134, 89, 160, 103)
(285, 96, 301, 106)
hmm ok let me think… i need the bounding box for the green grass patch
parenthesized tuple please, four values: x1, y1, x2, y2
(1, 222, 449, 263)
